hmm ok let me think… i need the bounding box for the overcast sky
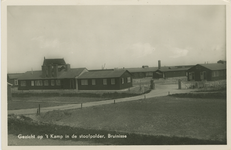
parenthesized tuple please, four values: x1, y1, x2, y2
(7, 5, 226, 73)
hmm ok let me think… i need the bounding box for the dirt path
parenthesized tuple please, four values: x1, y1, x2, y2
(8, 84, 195, 115)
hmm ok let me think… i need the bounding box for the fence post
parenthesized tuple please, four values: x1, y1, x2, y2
(38, 104, 40, 115)
(114, 100, 115, 104)
(178, 79, 181, 89)
(81, 103, 82, 109)
(168, 91, 170, 95)
(150, 79, 154, 90)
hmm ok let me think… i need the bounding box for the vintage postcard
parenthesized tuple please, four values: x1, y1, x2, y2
(1, 0, 230, 149)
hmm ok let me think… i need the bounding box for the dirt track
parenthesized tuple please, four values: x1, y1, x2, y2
(8, 84, 196, 115)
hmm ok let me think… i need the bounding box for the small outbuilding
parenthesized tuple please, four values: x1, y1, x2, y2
(77, 69, 132, 90)
(186, 63, 226, 81)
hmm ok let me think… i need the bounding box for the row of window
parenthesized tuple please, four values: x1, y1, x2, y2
(20, 80, 61, 87)
(212, 70, 226, 77)
(81, 77, 131, 86)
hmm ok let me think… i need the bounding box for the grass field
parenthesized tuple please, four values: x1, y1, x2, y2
(9, 90, 152, 110)
(8, 114, 225, 145)
(36, 95, 226, 142)
(8, 97, 109, 110)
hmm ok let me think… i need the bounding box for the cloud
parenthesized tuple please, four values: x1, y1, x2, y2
(127, 43, 155, 58)
(170, 48, 189, 58)
(31, 36, 60, 49)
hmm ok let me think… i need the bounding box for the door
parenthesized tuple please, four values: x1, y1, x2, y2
(200, 71, 204, 80)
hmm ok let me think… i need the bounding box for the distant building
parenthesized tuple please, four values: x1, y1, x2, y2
(217, 60, 226, 64)
(18, 58, 87, 90)
(126, 60, 193, 79)
(126, 67, 158, 78)
(187, 63, 226, 81)
(77, 69, 132, 90)
(153, 67, 190, 79)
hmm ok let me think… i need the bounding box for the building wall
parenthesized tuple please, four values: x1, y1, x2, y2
(78, 72, 133, 90)
(187, 65, 214, 81)
(153, 72, 162, 79)
(77, 78, 121, 90)
(164, 71, 186, 78)
(8, 78, 19, 87)
(131, 72, 146, 79)
(211, 70, 226, 81)
(119, 71, 133, 89)
(153, 70, 186, 78)
(18, 79, 76, 90)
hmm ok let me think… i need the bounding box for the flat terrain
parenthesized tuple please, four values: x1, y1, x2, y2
(36, 96, 226, 142)
(8, 97, 108, 110)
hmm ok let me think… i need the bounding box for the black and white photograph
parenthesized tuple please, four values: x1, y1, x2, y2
(2, 0, 230, 149)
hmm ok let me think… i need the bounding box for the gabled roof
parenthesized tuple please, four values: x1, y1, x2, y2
(43, 58, 66, 66)
(8, 73, 23, 79)
(126, 67, 159, 73)
(78, 69, 129, 79)
(198, 63, 226, 71)
(18, 68, 86, 80)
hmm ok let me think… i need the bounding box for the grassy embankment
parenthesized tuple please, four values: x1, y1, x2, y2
(9, 89, 151, 110)
(8, 114, 225, 145)
(9, 90, 226, 145)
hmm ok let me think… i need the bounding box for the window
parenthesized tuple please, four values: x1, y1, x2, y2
(44, 80, 49, 86)
(14, 80, 18, 85)
(121, 78, 124, 84)
(20, 81, 26, 86)
(111, 79, 115, 85)
(56, 80, 61, 86)
(92, 79, 96, 85)
(103, 79, 107, 85)
(31, 81, 34, 86)
(51, 80, 55, 86)
(213, 71, 220, 77)
(35, 80, 43, 86)
(127, 77, 131, 83)
(81, 80, 88, 85)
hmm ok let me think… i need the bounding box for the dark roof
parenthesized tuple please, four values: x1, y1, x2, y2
(8, 73, 23, 79)
(78, 69, 128, 79)
(18, 68, 86, 80)
(89, 69, 114, 72)
(43, 58, 66, 66)
(126, 67, 159, 73)
(198, 63, 226, 71)
(158, 66, 191, 72)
